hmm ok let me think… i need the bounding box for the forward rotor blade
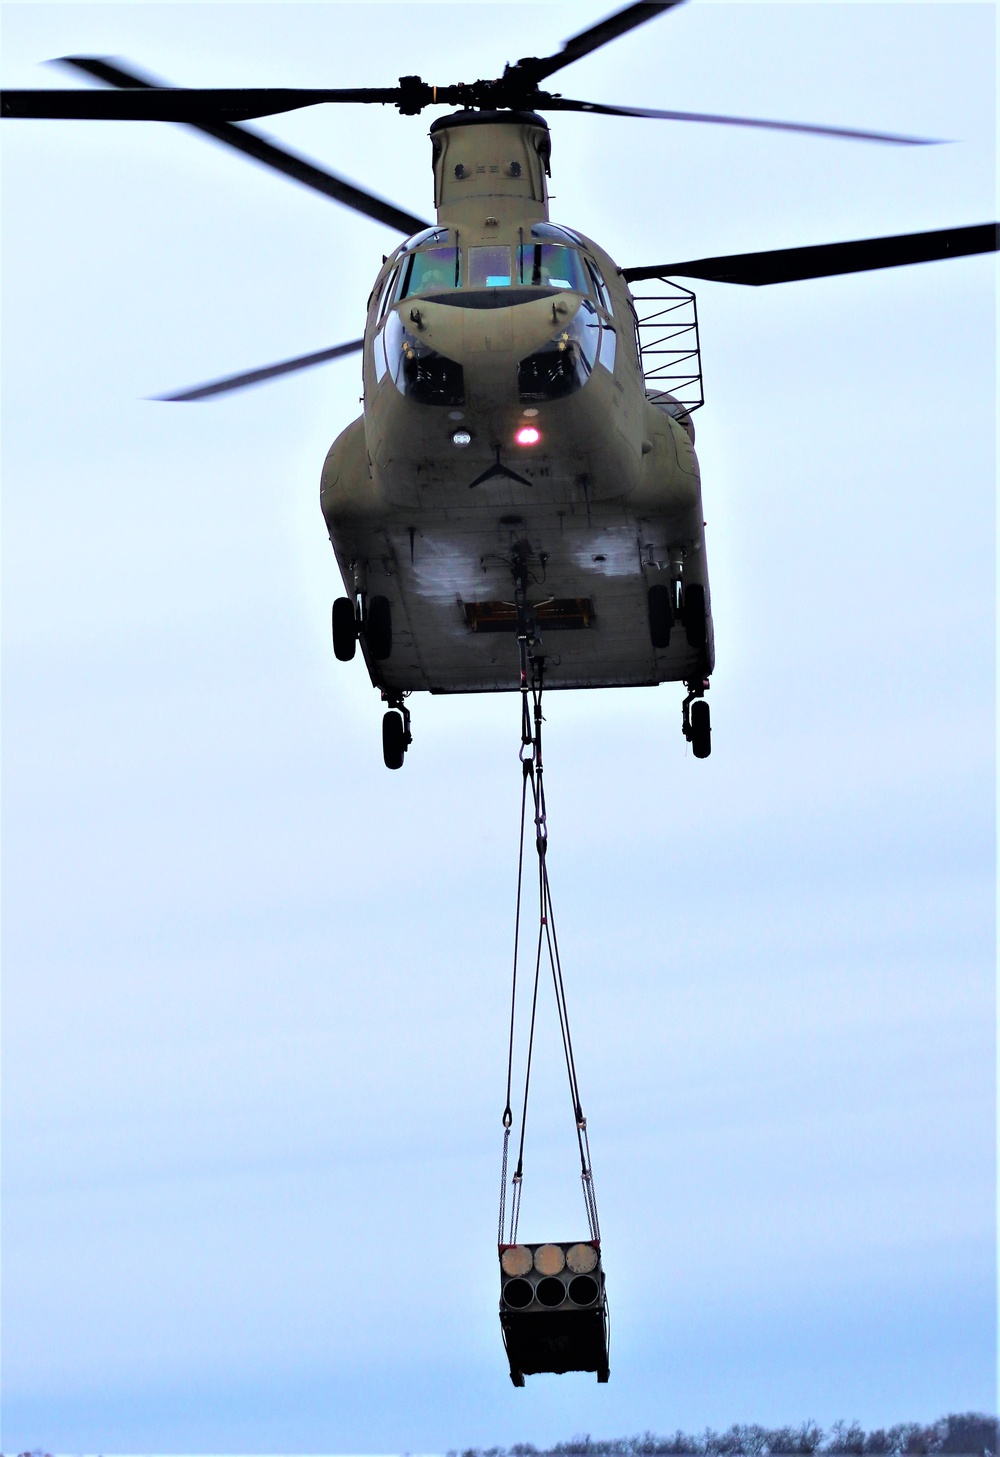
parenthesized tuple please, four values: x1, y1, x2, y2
(155, 338, 364, 402)
(545, 96, 942, 145)
(1, 84, 399, 123)
(621, 223, 1000, 286)
(526, 2, 683, 84)
(57, 57, 428, 233)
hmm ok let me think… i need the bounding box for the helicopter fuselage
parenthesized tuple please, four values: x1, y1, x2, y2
(321, 111, 713, 696)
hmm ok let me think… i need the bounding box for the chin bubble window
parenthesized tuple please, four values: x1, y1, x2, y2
(383, 308, 465, 406)
(517, 298, 603, 402)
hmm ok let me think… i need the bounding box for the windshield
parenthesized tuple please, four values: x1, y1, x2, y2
(517, 242, 591, 292)
(468, 245, 513, 288)
(397, 245, 461, 299)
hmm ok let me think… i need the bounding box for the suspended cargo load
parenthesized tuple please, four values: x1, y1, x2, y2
(499, 1240, 609, 1385)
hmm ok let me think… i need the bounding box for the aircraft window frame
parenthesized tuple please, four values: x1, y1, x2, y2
(376, 264, 401, 321)
(529, 223, 586, 246)
(468, 244, 513, 288)
(516, 242, 592, 294)
(517, 296, 602, 402)
(400, 226, 452, 253)
(372, 323, 389, 383)
(586, 259, 613, 314)
(396, 244, 462, 300)
(383, 307, 465, 406)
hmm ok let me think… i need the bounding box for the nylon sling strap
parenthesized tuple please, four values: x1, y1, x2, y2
(499, 654, 601, 1249)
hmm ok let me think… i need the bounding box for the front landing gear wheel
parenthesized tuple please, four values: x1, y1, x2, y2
(690, 699, 711, 759)
(382, 710, 406, 770)
(682, 678, 711, 759)
(332, 597, 357, 661)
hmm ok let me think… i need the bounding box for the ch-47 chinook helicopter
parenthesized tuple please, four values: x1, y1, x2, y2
(4, 2, 997, 770)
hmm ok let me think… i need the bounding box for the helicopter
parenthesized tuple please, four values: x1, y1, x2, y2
(3, 2, 996, 771)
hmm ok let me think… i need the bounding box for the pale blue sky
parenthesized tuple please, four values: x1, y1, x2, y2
(1, 2, 995, 1451)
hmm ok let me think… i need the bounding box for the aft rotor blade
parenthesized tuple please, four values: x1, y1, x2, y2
(545, 96, 942, 145)
(156, 339, 364, 402)
(57, 57, 428, 233)
(1, 84, 400, 122)
(621, 223, 1000, 285)
(525, 2, 684, 84)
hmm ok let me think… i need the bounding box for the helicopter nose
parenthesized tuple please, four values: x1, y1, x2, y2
(396, 292, 581, 369)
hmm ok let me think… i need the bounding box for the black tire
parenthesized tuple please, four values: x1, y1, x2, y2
(366, 595, 392, 660)
(690, 699, 711, 759)
(683, 583, 707, 650)
(647, 583, 673, 649)
(382, 710, 406, 770)
(332, 597, 357, 661)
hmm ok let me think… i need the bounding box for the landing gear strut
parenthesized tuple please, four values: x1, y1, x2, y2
(682, 677, 711, 759)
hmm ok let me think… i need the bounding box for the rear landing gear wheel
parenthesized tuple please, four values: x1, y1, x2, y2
(366, 595, 392, 660)
(382, 710, 406, 770)
(332, 597, 357, 661)
(690, 699, 711, 759)
(647, 583, 673, 649)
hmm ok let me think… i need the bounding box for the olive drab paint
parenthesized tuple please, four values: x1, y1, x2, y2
(320, 110, 713, 699)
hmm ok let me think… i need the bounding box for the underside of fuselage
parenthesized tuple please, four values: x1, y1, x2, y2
(339, 505, 708, 696)
(321, 407, 714, 697)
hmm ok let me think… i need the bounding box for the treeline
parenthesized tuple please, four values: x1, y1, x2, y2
(451, 1413, 997, 1457)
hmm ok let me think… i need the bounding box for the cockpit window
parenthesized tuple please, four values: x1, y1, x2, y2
(397, 245, 461, 299)
(586, 258, 613, 313)
(530, 223, 585, 245)
(468, 245, 512, 288)
(517, 297, 602, 401)
(400, 226, 451, 253)
(376, 265, 400, 321)
(517, 242, 591, 293)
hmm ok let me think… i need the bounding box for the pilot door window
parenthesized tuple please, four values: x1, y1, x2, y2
(586, 259, 614, 314)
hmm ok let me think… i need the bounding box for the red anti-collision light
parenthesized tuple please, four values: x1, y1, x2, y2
(515, 426, 541, 446)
